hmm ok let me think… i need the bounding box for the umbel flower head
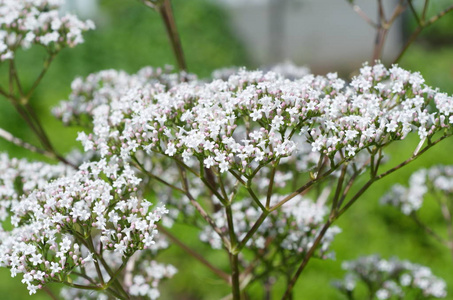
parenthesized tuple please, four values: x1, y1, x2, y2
(67, 62, 453, 177)
(333, 255, 447, 299)
(0, 159, 167, 295)
(52, 66, 196, 126)
(0, 0, 95, 60)
(381, 165, 453, 215)
(0, 153, 74, 222)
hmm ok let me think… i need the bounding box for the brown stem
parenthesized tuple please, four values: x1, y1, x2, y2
(394, 4, 453, 63)
(372, 28, 388, 63)
(371, 0, 406, 62)
(131, 156, 185, 193)
(422, 0, 430, 20)
(158, 0, 187, 71)
(157, 224, 230, 282)
(270, 164, 341, 212)
(281, 220, 332, 300)
(4, 52, 75, 168)
(10, 59, 24, 97)
(266, 162, 278, 209)
(0, 127, 54, 158)
(408, 0, 421, 26)
(377, 0, 386, 22)
(331, 164, 347, 212)
(349, 4, 377, 28)
(225, 201, 241, 299)
(236, 211, 269, 251)
(338, 135, 449, 217)
(42, 286, 59, 300)
(25, 53, 57, 100)
(393, 26, 422, 64)
(178, 165, 231, 249)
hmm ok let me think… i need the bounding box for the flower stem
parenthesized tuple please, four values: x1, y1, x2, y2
(158, 0, 187, 71)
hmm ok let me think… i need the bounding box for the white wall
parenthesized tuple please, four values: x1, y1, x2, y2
(62, 0, 99, 18)
(217, 0, 403, 71)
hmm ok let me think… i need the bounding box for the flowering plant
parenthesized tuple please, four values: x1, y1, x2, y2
(333, 255, 447, 300)
(0, 0, 452, 299)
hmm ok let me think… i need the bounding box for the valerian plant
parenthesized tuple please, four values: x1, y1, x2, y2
(0, 0, 452, 299)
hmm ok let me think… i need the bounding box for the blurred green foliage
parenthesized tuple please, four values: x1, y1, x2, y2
(405, 0, 453, 44)
(401, 45, 453, 94)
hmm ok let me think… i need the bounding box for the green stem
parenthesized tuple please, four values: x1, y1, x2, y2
(229, 252, 241, 300)
(236, 211, 269, 252)
(270, 163, 341, 212)
(266, 162, 278, 209)
(281, 135, 451, 299)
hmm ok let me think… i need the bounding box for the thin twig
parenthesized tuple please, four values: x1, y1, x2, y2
(10, 59, 24, 97)
(157, 224, 230, 282)
(178, 164, 231, 249)
(408, 0, 421, 26)
(236, 211, 269, 252)
(0, 127, 54, 158)
(25, 52, 57, 100)
(394, 4, 453, 63)
(266, 162, 278, 209)
(281, 220, 332, 300)
(158, 0, 187, 71)
(337, 135, 449, 217)
(351, 4, 378, 28)
(270, 164, 341, 212)
(422, 0, 430, 20)
(42, 286, 59, 300)
(410, 212, 446, 245)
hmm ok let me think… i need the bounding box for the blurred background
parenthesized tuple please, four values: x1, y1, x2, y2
(1, 0, 453, 299)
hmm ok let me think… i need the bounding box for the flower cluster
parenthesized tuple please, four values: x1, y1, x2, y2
(0, 0, 94, 60)
(70, 63, 453, 179)
(0, 159, 167, 295)
(0, 153, 74, 222)
(333, 255, 447, 299)
(53, 66, 196, 126)
(125, 258, 177, 300)
(381, 165, 453, 215)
